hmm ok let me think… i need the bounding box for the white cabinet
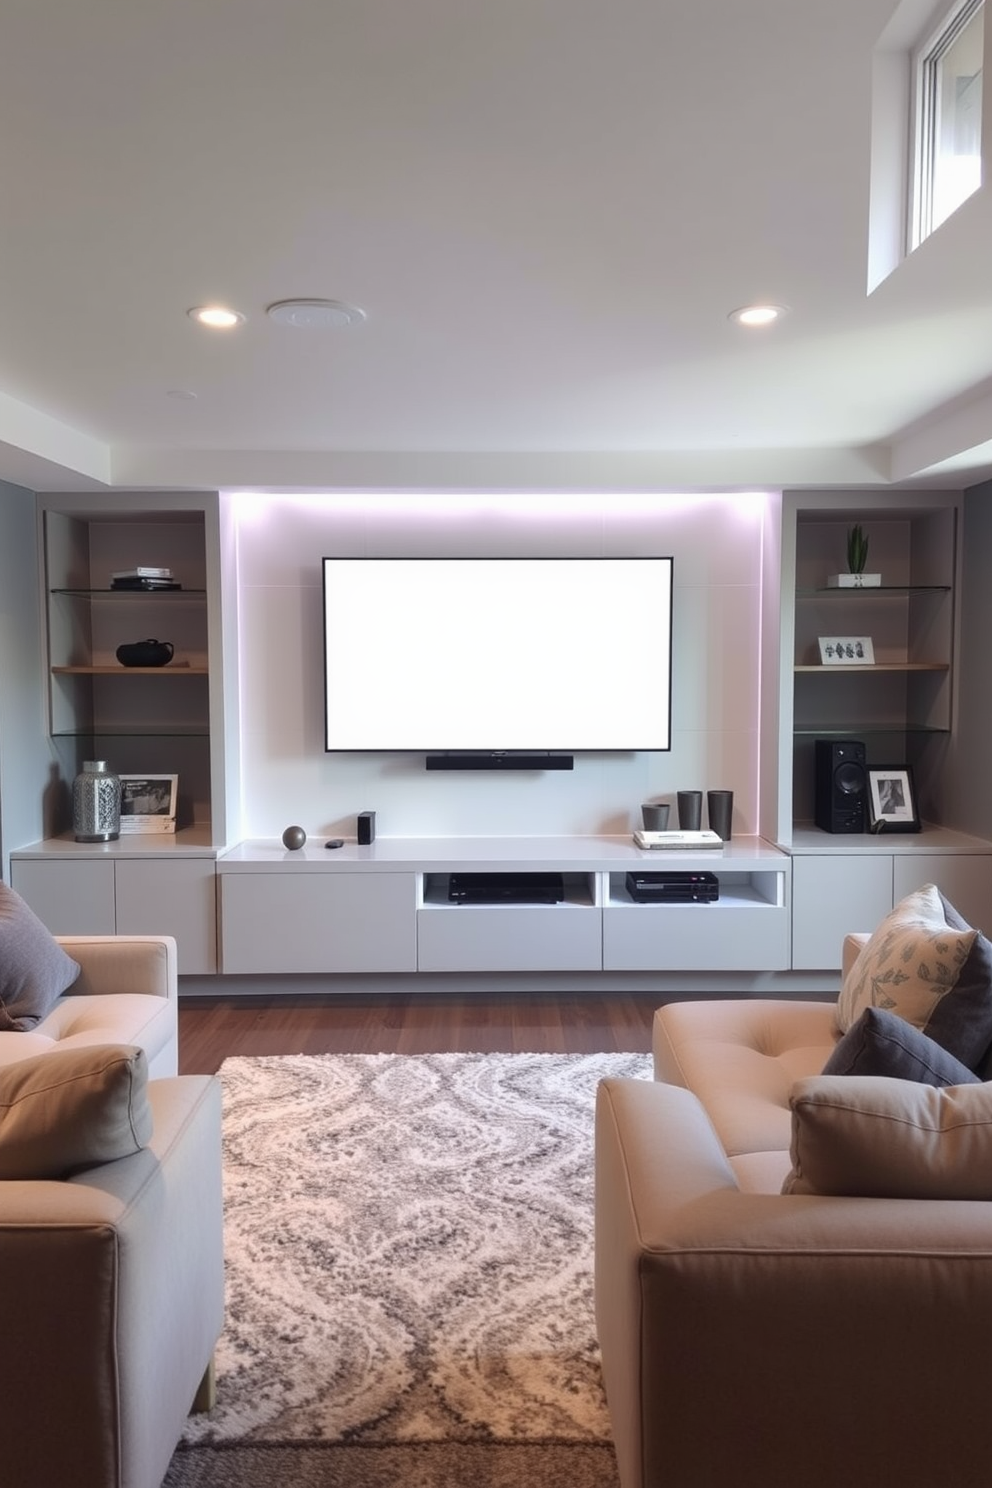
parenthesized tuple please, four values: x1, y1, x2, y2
(791, 854, 893, 970)
(219, 872, 418, 973)
(11, 859, 117, 936)
(10, 851, 218, 974)
(418, 873, 602, 971)
(114, 858, 217, 973)
(217, 837, 791, 978)
(892, 854, 992, 937)
(602, 869, 789, 971)
(789, 828, 992, 970)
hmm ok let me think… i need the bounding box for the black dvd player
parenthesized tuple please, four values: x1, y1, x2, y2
(625, 870, 719, 903)
(448, 872, 565, 904)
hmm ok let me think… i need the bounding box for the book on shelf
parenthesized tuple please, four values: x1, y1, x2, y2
(111, 566, 173, 579)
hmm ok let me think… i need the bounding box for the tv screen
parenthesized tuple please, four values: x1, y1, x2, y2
(322, 556, 673, 754)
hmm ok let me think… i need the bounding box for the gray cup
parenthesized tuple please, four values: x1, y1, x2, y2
(677, 790, 703, 830)
(707, 789, 734, 840)
(641, 803, 670, 831)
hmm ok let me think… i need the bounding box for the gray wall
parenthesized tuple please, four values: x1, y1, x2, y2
(0, 482, 49, 878)
(950, 479, 992, 842)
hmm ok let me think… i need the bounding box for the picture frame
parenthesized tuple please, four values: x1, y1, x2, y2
(818, 635, 875, 665)
(867, 766, 920, 833)
(118, 774, 178, 834)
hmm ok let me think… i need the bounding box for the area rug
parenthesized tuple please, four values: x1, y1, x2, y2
(163, 1049, 651, 1488)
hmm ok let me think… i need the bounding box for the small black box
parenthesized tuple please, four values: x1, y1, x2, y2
(357, 810, 376, 845)
(625, 870, 719, 903)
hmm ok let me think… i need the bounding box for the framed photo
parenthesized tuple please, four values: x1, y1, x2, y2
(867, 766, 920, 833)
(118, 774, 178, 834)
(818, 636, 875, 665)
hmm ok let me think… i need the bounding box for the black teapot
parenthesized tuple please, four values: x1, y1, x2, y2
(116, 639, 175, 667)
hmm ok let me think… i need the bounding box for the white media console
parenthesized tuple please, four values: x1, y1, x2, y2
(216, 835, 791, 976)
(12, 828, 992, 988)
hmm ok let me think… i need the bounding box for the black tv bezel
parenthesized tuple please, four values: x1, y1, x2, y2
(321, 554, 674, 756)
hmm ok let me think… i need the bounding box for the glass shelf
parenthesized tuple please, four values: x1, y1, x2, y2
(51, 587, 207, 598)
(793, 725, 950, 737)
(796, 585, 951, 598)
(51, 725, 210, 738)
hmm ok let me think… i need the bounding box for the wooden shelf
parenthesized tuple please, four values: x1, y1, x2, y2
(794, 662, 949, 674)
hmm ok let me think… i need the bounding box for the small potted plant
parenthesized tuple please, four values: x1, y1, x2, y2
(827, 523, 881, 587)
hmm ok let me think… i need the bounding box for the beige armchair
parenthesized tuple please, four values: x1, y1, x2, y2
(0, 935, 224, 1488)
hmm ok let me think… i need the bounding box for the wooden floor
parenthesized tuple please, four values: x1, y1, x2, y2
(178, 991, 660, 1074)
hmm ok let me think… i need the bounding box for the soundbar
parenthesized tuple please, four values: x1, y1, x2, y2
(426, 753, 574, 771)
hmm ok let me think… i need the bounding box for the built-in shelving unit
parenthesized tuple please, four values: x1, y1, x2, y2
(767, 490, 992, 968)
(786, 499, 958, 827)
(36, 490, 235, 843)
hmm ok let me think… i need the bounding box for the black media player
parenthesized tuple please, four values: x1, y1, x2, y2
(448, 872, 565, 904)
(625, 871, 719, 903)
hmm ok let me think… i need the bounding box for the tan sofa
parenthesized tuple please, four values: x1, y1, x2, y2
(595, 935, 992, 1488)
(0, 933, 179, 1077)
(0, 934, 224, 1488)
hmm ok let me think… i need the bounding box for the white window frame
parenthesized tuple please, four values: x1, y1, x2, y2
(909, 0, 985, 249)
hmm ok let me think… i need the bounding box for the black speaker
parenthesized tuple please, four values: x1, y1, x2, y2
(356, 810, 376, 845)
(814, 740, 867, 834)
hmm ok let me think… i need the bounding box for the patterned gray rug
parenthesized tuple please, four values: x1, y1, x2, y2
(164, 1050, 651, 1488)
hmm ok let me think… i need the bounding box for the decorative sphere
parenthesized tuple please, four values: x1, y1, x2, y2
(282, 824, 307, 850)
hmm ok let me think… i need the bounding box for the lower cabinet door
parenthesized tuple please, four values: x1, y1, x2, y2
(115, 859, 218, 974)
(791, 855, 893, 971)
(892, 854, 992, 937)
(220, 872, 417, 973)
(9, 859, 117, 936)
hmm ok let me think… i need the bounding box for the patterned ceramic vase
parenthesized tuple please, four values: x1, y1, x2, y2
(72, 760, 122, 842)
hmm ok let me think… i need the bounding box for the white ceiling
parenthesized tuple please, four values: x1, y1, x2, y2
(3, 0, 992, 495)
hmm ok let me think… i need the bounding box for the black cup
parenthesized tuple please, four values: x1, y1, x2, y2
(707, 789, 734, 840)
(641, 803, 670, 830)
(676, 790, 702, 830)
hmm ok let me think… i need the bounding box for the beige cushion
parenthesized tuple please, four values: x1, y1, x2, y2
(0, 1043, 152, 1179)
(783, 1075, 992, 1198)
(835, 884, 992, 1069)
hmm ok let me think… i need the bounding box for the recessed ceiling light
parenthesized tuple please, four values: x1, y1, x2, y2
(265, 298, 366, 328)
(187, 305, 246, 329)
(729, 304, 788, 328)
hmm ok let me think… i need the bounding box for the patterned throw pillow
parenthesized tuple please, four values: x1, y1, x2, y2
(835, 884, 992, 1070)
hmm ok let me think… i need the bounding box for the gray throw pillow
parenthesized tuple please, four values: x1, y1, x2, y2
(0, 1044, 152, 1179)
(823, 1007, 980, 1087)
(0, 882, 81, 1032)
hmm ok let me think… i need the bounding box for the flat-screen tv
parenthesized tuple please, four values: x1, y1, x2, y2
(321, 556, 673, 758)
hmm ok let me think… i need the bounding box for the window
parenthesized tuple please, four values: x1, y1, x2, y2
(911, 0, 985, 247)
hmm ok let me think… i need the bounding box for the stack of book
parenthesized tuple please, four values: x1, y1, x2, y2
(110, 567, 182, 591)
